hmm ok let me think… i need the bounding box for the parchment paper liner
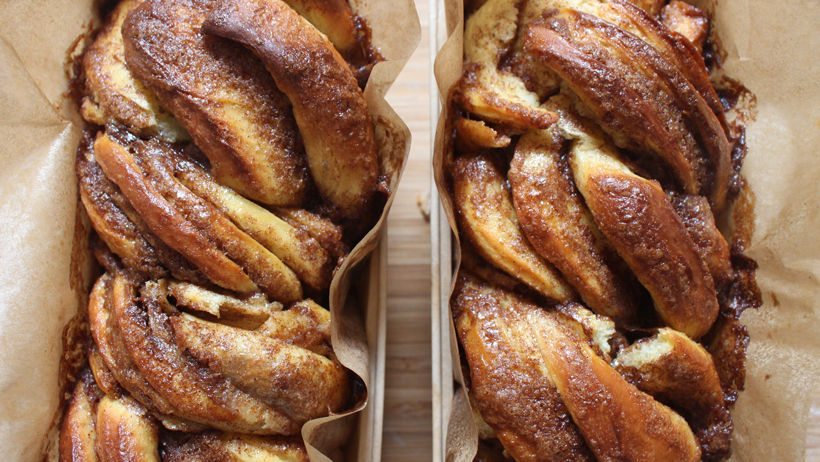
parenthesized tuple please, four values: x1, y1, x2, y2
(0, 0, 420, 460)
(432, 0, 820, 460)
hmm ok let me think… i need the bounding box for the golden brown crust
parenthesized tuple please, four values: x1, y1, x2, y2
(273, 207, 349, 263)
(95, 395, 161, 462)
(508, 128, 638, 325)
(459, 241, 531, 295)
(540, 319, 701, 462)
(161, 432, 309, 462)
(166, 281, 282, 329)
(88, 272, 349, 435)
(596, 0, 728, 138)
(614, 328, 732, 461)
(456, 0, 559, 131)
(524, 8, 730, 209)
(201, 0, 379, 223)
(81, 0, 189, 143)
(88, 274, 176, 415)
(77, 137, 166, 280)
(60, 371, 102, 462)
(452, 274, 594, 462)
(78, 132, 209, 284)
(87, 341, 120, 397)
(93, 132, 307, 302)
(452, 154, 576, 303)
(175, 164, 333, 292)
(279, 0, 363, 62)
(93, 132, 258, 294)
(118, 279, 296, 434)
(668, 192, 732, 282)
(704, 315, 750, 407)
(621, 0, 664, 16)
(87, 126, 337, 295)
(455, 117, 512, 151)
(515, 0, 726, 135)
(136, 152, 297, 299)
(456, 65, 559, 131)
(122, 0, 309, 206)
(257, 299, 334, 356)
(661, 0, 710, 53)
(170, 309, 348, 425)
(60, 371, 161, 462)
(571, 144, 719, 339)
(454, 274, 703, 462)
(60, 372, 312, 462)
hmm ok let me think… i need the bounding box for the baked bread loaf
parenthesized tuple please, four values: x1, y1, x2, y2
(60, 370, 310, 461)
(447, 0, 760, 460)
(61, 0, 383, 458)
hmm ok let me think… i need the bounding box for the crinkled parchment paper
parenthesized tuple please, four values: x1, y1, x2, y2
(0, 0, 420, 460)
(432, 0, 820, 460)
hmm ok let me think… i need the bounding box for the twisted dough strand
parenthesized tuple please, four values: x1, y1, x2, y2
(202, 0, 380, 224)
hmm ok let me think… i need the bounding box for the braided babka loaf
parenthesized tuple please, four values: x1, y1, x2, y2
(447, 0, 759, 461)
(61, 0, 384, 459)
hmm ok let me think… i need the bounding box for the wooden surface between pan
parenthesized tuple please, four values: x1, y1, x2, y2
(383, 0, 819, 460)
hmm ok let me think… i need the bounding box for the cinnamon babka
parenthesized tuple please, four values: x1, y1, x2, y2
(446, 0, 759, 460)
(61, 0, 384, 459)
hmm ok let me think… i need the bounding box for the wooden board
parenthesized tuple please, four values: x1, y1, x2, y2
(382, 0, 434, 459)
